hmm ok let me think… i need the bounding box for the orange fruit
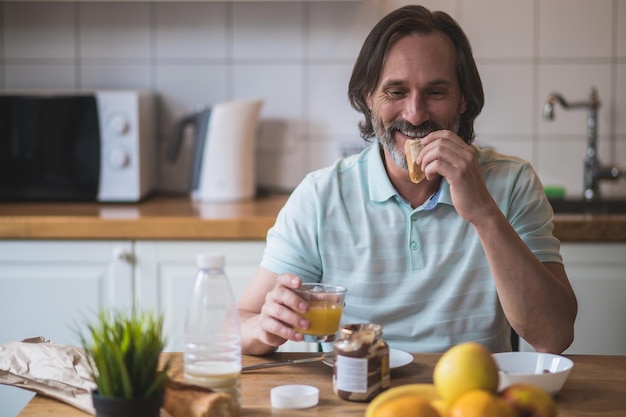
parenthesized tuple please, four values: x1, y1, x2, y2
(372, 396, 441, 417)
(429, 398, 448, 416)
(447, 390, 516, 417)
(433, 342, 499, 405)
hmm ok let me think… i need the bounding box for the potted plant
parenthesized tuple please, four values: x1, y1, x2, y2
(78, 306, 172, 417)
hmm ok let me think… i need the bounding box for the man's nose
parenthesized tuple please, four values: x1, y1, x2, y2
(403, 94, 429, 126)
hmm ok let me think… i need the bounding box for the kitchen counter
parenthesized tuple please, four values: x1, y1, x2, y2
(0, 194, 289, 240)
(0, 194, 625, 242)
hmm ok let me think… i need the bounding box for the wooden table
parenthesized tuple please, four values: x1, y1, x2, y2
(17, 352, 626, 416)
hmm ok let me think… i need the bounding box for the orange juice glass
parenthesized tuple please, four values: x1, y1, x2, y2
(293, 283, 347, 342)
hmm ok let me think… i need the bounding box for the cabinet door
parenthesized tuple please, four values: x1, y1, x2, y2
(520, 243, 626, 355)
(0, 240, 133, 345)
(561, 243, 626, 355)
(0, 240, 134, 417)
(134, 241, 266, 352)
(134, 241, 318, 353)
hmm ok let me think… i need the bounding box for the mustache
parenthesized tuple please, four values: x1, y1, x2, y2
(386, 120, 441, 138)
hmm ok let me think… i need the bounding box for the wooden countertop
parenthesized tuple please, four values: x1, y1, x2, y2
(0, 194, 625, 242)
(17, 352, 626, 417)
(0, 194, 289, 240)
(552, 214, 626, 242)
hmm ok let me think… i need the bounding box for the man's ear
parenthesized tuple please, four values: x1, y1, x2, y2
(460, 95, 468, 114)
(366, 93, 372, 110)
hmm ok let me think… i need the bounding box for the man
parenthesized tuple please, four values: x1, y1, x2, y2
(238, 5, 577, 355)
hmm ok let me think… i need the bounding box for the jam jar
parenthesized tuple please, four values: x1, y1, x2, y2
(333, 323, 390, 402)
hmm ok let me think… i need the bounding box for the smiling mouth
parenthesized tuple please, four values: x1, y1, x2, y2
(389, 119, 439, 140)
(398, 129, 428, 139)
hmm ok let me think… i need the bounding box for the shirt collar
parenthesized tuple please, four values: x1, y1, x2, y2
(366, 139, 454, 208)
(367, 140, 398, 203)
(436, 177, 453, 206)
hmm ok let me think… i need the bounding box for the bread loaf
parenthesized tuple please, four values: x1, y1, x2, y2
(404, 139, 425, 184)
(164, 379, 237, 417)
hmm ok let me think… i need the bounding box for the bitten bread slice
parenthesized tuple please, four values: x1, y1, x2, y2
(404, 139, 425, 184)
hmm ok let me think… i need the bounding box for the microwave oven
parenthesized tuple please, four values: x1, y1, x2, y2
(0, 90, 156, 202)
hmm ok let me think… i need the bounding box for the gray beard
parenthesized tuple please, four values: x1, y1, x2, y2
(372, 111, 461, 173)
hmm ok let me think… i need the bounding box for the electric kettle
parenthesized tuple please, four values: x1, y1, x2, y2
(169, 98, 263, 202)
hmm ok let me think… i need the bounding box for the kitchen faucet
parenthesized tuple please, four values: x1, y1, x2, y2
(543, 87, 626, 201)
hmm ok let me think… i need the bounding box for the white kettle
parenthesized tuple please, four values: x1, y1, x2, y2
(189, 99, 263, 203)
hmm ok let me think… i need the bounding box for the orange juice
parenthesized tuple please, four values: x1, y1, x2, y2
(296, 301, 343, 335)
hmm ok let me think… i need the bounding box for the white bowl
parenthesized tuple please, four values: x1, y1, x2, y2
(492, 352, 574, 396)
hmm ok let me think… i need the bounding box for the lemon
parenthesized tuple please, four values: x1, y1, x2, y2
(433, 342, 499, 405)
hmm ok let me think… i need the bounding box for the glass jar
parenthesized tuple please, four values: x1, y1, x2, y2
(333, 323, 390, 402)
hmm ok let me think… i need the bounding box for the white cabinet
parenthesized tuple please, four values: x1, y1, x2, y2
(134, 241, 317, 353)
(0, 240, 133, 417)
(0, 240, 263, 348)
(0, 239, 314, 352)
(0, 240, 134, 346)
(0, 240, 264, 416)
(134, 241, 266, 352)
(520, 243, 626, 355)
(561, 243, 626, 355)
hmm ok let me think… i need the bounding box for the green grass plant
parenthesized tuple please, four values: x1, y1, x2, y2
(79, 307, 171, 399)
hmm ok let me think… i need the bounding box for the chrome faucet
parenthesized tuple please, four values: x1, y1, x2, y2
(543, 87, 625, 201)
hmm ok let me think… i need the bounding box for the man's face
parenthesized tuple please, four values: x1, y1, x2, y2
(367, 32, 466, 171)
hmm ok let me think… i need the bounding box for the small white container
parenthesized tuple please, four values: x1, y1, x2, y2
(270, 385, 319, 409)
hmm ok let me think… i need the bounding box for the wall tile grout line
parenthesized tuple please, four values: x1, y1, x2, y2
(0, 0, 624, 198)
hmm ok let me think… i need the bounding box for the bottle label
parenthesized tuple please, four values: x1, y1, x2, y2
(335, 355, 368, 393)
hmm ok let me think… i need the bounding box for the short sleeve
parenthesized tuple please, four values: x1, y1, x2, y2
(260, 175, 324, 282)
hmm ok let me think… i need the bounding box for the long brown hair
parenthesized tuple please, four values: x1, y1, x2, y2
(348, 5, 484, 144)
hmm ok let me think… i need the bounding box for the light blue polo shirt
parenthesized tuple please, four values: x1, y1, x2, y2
(260, 141, 561, 353)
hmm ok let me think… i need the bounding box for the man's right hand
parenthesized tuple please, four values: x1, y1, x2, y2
(238, 270, 311, 355)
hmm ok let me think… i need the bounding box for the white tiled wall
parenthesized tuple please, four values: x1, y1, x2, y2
(1, 0, 625, 198)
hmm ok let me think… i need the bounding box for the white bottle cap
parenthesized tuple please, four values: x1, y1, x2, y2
(270, 385, 319, 409)
(197, 253, 225, 269)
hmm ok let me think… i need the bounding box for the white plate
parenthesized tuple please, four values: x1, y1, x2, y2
(322, 348, 413, 369)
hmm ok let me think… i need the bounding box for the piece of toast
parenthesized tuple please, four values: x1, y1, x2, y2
(404, 139, 425, 184)
(164, 379, 238, 417)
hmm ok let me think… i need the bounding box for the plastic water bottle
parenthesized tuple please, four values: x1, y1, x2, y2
(184, 253, 242, 413)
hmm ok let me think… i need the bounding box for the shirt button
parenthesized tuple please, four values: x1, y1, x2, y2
(410, 241, 418, 251)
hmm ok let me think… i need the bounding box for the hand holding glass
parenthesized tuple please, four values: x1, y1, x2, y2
(293, 283, 347, 342)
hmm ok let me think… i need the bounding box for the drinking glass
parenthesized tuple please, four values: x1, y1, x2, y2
(293, 283, 347, 342)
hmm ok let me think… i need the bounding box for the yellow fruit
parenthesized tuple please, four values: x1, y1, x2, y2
(433, 342, 499, 405)
(429, 398, 448, 416)
(372, 396, 441, 417)
(365, 384, 441, 417)
(447, 389, 517, 417)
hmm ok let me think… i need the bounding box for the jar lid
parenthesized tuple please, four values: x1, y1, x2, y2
(270, 385, 319, 409)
